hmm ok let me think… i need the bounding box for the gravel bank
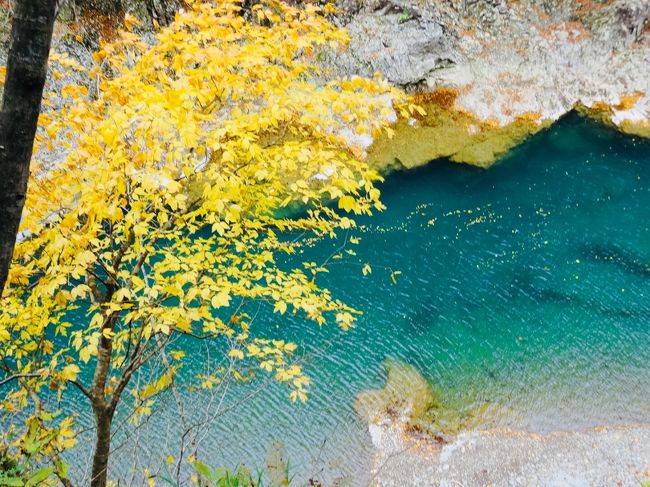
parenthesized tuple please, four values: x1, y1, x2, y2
(370, 424, 650, 487)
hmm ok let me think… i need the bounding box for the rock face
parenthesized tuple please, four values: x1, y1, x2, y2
(330, 11, 459, 89)
(328, 0, 650, 167)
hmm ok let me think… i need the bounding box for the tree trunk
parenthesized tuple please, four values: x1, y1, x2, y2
(0, 0, 57, 295)
(89, 327, 116, 487)
(90, 405, 113, 487)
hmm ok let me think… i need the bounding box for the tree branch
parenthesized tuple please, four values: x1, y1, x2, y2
(0, 372, 43, 387)
(69, 379, 92, 400)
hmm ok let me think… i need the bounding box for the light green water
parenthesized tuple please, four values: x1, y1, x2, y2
(67, 115, 650, 484)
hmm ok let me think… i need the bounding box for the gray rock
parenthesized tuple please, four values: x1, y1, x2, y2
(586, 0, 650, 49)
(371, 424, 650, 487)
(328, 11, 460, 89)
(328, 0, 650, 130)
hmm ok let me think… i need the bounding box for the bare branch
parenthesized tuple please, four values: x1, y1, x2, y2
(0, 372, 43, 387)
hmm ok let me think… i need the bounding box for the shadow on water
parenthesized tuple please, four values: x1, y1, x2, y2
(579, 242, 650, 277)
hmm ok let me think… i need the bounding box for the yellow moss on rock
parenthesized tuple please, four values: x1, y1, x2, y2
(575, 96, 650, 139)
(574, 101, 616, 126)
(367, 89, 547, 170)
(450, 114, 548, 167)
(619, 120, 650, 138)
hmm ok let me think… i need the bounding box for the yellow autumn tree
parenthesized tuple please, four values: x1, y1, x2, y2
(0, 0, 413, 485)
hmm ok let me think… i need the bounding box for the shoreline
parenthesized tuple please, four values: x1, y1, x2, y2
(358, 361, 650, 487)
(369, 422, 650, 487)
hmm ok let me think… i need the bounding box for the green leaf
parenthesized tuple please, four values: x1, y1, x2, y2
(54, 457, 68, 479)
(24, 430, 56, 455)
(211, 466, 228, 483)
(193, 460, 212, 479)
(25, 467, 55, 487)
(0, 476, 24, 487)
(235, 465, 254, 486)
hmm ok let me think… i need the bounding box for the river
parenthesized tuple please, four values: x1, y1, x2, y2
(67, 114, 650, 485)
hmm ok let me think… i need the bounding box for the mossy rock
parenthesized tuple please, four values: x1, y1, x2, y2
(366, 88, 547, 170)
(575, 99, 650, 139)
(355, 359, 441, 424)
(619, 120, 650, 138)
(355, 359, 481, 439)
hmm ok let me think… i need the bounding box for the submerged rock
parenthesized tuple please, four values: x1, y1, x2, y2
(355, 360, 486, 452)
(355, 360, 441, 427)
(579, 241, 650, 277)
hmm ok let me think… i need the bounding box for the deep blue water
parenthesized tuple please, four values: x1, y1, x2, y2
(69, 115, 650, 484)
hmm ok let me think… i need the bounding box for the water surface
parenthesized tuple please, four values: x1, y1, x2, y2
(72, 115, 650, 484)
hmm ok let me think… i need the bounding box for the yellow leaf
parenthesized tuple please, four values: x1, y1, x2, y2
(390, 270, 402, 285)
(228, 349, 244, 360)
(211, 291, 230, 308)
(338, 195, 356, 213)
(79, 346, 93, 363)
(114, 287, 131, 302)
(170, 351, 185, 360)
(123, 13, 141, 31)
(60, 364, 80, 382)
(273, 301, 287, 314)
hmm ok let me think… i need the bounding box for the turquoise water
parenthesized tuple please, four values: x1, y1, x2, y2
(71, 115, 650, 483)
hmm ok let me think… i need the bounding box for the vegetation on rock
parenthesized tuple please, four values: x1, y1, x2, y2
(366, 89, 549, 169)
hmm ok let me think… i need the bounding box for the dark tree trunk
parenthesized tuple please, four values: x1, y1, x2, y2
(89, 330, 117, 487)
(0, 0, 57, 295)
(90, 404, 113, 487)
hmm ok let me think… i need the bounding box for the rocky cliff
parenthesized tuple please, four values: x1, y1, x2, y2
(327, 0, 650, 167)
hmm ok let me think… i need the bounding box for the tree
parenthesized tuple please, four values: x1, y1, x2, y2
(0, 1, 413, 485)
(0, 0, 57, 295)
